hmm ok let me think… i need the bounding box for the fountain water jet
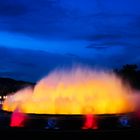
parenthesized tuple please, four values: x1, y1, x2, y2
(2, 66, 137, 115)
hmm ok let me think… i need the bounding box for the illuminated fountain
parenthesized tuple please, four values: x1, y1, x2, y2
(1, 66, 140, 129)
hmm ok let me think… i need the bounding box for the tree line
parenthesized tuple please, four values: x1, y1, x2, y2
(114, 64, 140, 90)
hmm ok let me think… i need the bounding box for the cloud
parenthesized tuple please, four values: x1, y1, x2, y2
(84, 40, 140, 68)
(0, 46, 97, 82)
(0, 0, 27, 16)
(86, 45, 111, 50)
(0, 0, 140, 40)
(85, 34, 123, 42)
(85, 41, 136, 50)
(0, 0, 140, 71)
(0, 44, 140, 83)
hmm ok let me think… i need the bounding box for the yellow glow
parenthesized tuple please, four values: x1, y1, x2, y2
(2, 67, 137, 114)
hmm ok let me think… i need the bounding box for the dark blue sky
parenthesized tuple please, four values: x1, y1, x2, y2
(0, 0, 140, 82)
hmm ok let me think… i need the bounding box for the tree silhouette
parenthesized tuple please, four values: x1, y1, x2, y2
(115, 64, 140, 90)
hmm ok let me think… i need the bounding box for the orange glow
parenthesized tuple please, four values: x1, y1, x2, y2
(2, 67, 137, 114)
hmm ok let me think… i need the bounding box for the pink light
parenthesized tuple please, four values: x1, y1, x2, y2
(82, 114, 98, 130)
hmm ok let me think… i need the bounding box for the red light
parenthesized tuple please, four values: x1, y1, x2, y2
(82, 114, 98, 130)
(10, 108, 27, 127)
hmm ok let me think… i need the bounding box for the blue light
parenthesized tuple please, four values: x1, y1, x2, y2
(119, 116, 130, 127)
(45, 118, 59, 129)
